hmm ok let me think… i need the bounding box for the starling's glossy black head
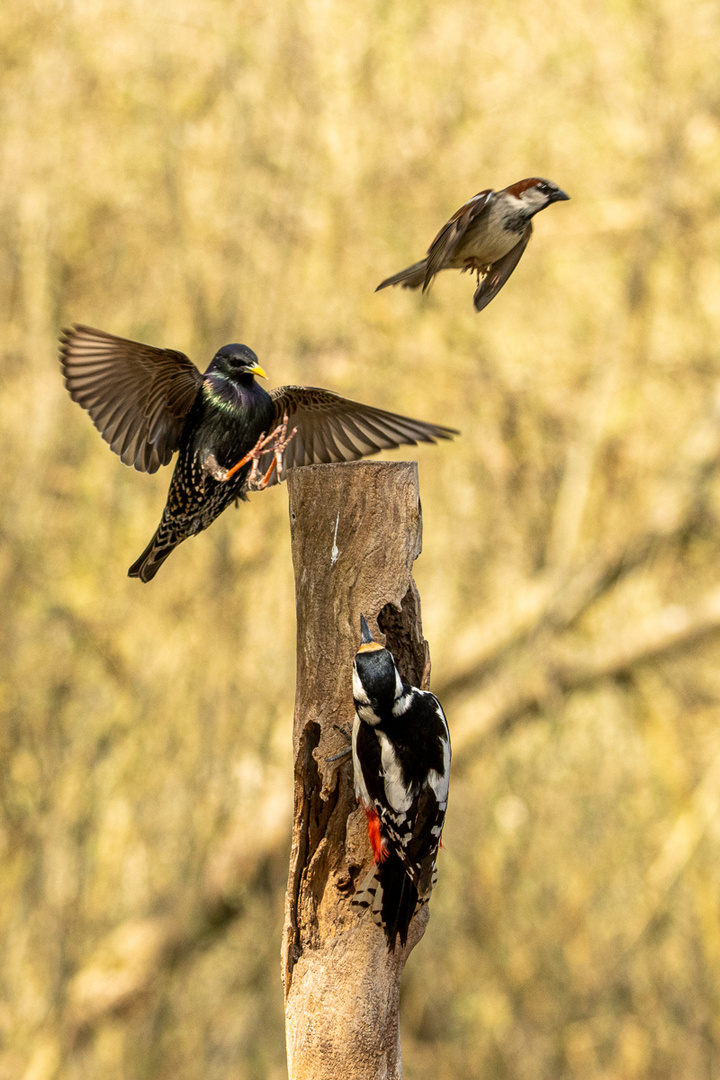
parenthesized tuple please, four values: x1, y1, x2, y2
(354, 615, 403, 715)
(209, 344, 267, 381)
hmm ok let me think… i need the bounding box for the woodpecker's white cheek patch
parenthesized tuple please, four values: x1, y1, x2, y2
(358, 704, 381, 726)
(352, 667, 370, 705)
(378, 731, 413, 813)
(392, 691, 413, 717)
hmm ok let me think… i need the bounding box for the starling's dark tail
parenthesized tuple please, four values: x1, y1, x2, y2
(375, 258, 428, 292)
(127, 525, 181, 583)
(352, 855, 420, 952)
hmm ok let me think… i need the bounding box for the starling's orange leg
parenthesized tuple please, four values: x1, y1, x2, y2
(202, 451, 231, 482)
(249, 414, 298, 490)
(221, 414, 297, 488)
(221, 430, 269, 482)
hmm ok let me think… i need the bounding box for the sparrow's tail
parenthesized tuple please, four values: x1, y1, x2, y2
(127, 521, 182, 582)
(375, 258, 428, 292)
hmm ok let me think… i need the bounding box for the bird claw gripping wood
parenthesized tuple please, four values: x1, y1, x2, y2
(325, 722, 353, 763)
(221, 413, 298, 490)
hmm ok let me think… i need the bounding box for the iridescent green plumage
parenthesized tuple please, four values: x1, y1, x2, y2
(59, 325, 458, 581)
(127, 349, 274, 580)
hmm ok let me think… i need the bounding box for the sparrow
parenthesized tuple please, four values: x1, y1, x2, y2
(376, 177, 569, 312)
(59, 326, 457, 582)
(351, 615, 451, 951)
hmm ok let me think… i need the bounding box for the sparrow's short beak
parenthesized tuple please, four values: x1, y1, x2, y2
(249, 363, 267, 379)
(552, 188, 570, 203)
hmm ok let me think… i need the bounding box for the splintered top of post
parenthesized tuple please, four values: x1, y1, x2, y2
(287, 460, 421, 528)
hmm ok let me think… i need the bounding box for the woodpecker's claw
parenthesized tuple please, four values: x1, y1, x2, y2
(325, 722, 353, 763)
(221, 414, 298, 489)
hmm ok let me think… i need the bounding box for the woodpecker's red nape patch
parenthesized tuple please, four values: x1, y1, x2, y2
(365, 807, 388, 863)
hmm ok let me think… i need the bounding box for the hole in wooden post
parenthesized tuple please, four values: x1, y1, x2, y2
(377, 585, 429, 690)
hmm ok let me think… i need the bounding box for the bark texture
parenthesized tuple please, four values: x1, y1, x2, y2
(283, 461, 431, 1080)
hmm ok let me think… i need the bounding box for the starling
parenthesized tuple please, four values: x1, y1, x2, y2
(351, 615, 451, 951)
(59, 325, 458, 582)
(376, 177, 569, 312)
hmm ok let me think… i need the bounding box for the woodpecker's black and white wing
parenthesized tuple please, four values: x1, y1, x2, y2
(351, 646, 451, 951)
(384, 710, 449, 894)
(374, 689, 450, 897)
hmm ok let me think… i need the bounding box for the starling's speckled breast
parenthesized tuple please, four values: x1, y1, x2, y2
(164, 372, 274, 533)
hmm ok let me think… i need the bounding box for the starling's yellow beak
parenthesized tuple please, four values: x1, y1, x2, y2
(249, 363, 267, 379)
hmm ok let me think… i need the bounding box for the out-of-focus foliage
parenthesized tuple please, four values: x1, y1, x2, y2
(2, 0, 720, 1076)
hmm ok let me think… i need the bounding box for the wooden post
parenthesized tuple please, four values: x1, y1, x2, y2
(283, 461, 431, 1080)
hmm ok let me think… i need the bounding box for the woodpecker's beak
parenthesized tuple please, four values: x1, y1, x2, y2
(358, 615, 383, 653)
(249, 362, 267, 379)
(360, 614, 375, 645)
(551, 188, 570, 203)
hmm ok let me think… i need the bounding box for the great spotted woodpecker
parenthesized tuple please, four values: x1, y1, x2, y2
(351, 615, 451, 950)
(376, 177, 569, 312)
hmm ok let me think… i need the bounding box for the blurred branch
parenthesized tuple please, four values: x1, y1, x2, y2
(639, 743, 720, 933)
(437, 383, 720, 714)
(582, 743, 720, 984)
(49, 605, 131, 686)
(56, 791, 289, 1049)
(545, 351, 621, 573)
(452, 585, 720, 763)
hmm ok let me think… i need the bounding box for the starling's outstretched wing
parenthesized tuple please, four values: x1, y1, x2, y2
(423, 189, 494, 288)
(260, 386, 459, 486)
(472, 224, 532, 313)
(59, 325, 204, 473)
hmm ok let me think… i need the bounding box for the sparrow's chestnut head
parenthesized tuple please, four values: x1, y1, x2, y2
(503, 177, 570, 215)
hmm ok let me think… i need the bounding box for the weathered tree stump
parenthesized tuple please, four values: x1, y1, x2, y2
(283, 460, 432, 1080)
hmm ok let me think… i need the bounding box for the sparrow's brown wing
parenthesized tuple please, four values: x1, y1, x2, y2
(423, 189, 494, 289)
(258, 387, 458, 486)
(59, 325, 204, 473)
(472, 224, 532, 313)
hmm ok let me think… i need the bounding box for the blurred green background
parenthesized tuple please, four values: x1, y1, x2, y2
(3, 0, 720, 1076)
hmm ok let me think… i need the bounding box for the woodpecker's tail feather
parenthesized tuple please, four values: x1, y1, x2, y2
(375, 259, 428, 293)
(353, 857, 423, 952)
(127, 523, 182, 582)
